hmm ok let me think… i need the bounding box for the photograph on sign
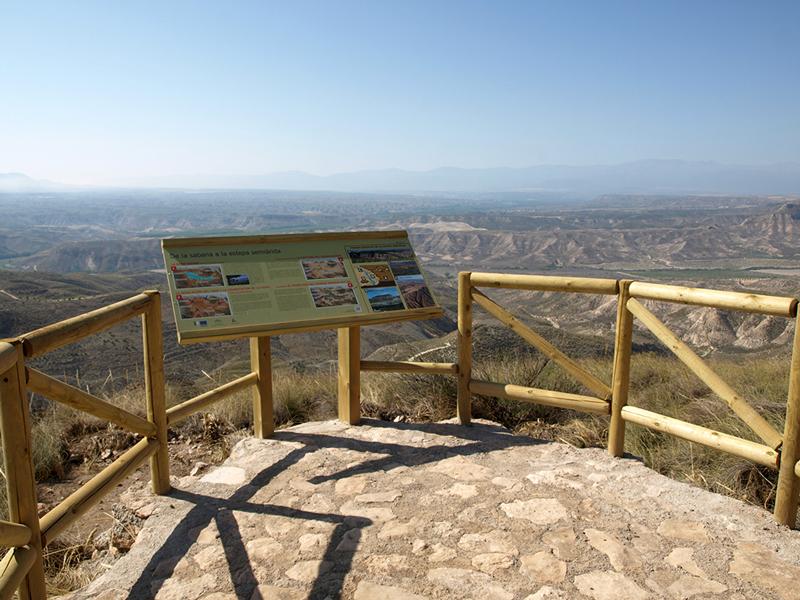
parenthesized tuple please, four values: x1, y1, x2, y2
(387, 260, 421, 276)
(177, 292, 233, 319)
(365, 286, 405, 311)
(227, 274, 251, 286)
(347, 247, 415, 263)
(172, 264, 226, 289)
(309, 283, 359, 308)
(301, 257, 348, 280)
(396, 275, 436, 309)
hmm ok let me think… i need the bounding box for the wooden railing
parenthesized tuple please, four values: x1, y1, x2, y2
(620, 281, 800, 526)
(455, 271, 800, 528)
(0, 291, 270, 599)
(460, 272, 617, 420)
(0, 274, 798, 598)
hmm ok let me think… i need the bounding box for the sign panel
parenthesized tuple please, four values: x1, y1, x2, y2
(161, 231, 442, 344)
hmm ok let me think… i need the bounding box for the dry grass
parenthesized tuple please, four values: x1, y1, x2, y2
(43, 538, 97, 596)
(199, 369, 337, 430)
(2, 351, 792, 518)
(612, 353, 788, 508)
(171, 369, 338, 462)
(361, 350, 791, 509)
(0, 367, 337, 516)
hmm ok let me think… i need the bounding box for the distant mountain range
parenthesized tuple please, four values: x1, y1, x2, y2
(0, 172, 66, 193)
(4, 159, 800, 195)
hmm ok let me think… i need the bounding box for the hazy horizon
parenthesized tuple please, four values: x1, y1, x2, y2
(4, 158, 800, 196)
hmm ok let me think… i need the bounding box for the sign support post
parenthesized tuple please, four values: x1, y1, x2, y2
(338, 326, 361, 424)
(249, 336, 274, 438)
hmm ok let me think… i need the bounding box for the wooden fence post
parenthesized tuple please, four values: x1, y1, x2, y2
(0, 341, 46, 599)
(457, 271, 472, 425)
(250, 336, 273, 438)
(775, 312, 800, 527)
(608, 280, 633, 457)
(338, 326, 361, 425)
(142, 291, 170, 494)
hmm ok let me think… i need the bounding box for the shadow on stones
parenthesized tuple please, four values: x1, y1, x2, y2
(128, 419, 543, 599)
(293, 419, 546, 485)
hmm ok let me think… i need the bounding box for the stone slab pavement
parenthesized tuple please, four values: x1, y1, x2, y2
(61, 419, 800, 599)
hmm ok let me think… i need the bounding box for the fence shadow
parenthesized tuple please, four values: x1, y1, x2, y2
(130, 420, 542, 599)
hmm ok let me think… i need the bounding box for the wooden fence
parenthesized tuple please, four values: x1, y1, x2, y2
(454, 272, 800, 527)
(0, 273, 798, 598)
(0, 291, 270, 599)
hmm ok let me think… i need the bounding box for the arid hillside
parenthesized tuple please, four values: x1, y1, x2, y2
(3, 192, 799, 388)
(413, 202, 800, 272)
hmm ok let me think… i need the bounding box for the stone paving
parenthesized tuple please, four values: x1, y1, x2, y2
(62, 419, 800, 599)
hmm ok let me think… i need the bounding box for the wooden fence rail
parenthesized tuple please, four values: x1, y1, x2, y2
(459, 272, 619, 430)
(469, 380, 610, 415)
(0, 290, 281, 598)
(776, 311, 800, 524)
(621, 406, 779, 468)
(628, 281, 798, 318)
(471, 288, 612, 399)
(0, 546, 37, 600)
(0, 273, 799, 599)
(468, 272, 619, 295)
(39, 439, 159, 546)
(0, 292, 174, 597)
(0, 341, 45, 599)
(0, 343, 16, 375)
(25, 368, 156, 437)
(626, 297, 783, 449)
(20, 293, 153, 359)
(166, 372, 259, 425)
(360, 360, 458, 375)
(0, 521, 31, 548)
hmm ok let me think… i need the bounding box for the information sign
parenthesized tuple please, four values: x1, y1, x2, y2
(161, 231, 442, 343)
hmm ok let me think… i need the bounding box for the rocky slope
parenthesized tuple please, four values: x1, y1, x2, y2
(411, 204, 800, 271)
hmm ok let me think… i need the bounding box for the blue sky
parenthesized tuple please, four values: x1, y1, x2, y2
(1, 1, 798, 184)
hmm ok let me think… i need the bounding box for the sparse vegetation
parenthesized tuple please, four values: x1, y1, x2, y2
(5, 350, 790, 520)
(43, 538, 97, 596)
(0, 367, 338, 516)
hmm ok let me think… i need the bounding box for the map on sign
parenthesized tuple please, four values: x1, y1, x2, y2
(161, 231, 442, 344)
